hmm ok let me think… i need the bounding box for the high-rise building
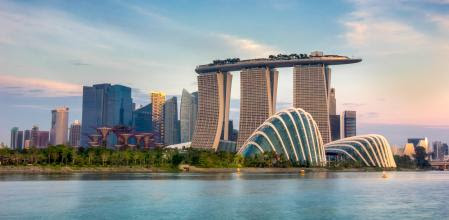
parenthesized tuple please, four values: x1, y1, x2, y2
(191, 72, 232, 150)
(38, 131, 49, 148)
(16, 130, 24, 150)
(50, 107, 69, 146)
(30, 125, 39, 147)
(151, 91, 166, 145)
(227, 120, 238, 142)
(180, 89, 198, 143)
(329, 114, 340, 141)
(432, 141, 448, 160)
(329, 88, 336, 115)
(24, 130, 31, 149)
(293, 64, 331, 143)
(29, 125, 49, 148)
(236, 67, 278, 149)
(340, 110, 356, 138)
(133, 104, 152, 132)
(81, 84, 133, 147)
(10, 127, 19, 149)
(164, 97, 180, 145)
(69, 120, 81, 147)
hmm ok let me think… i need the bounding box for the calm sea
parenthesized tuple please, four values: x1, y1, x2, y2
(0, 172, 448, 219)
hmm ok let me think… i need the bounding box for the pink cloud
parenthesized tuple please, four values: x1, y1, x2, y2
(0, 75, 82, 97)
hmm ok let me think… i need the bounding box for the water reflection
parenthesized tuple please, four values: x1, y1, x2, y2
(0, 171, 353, 181)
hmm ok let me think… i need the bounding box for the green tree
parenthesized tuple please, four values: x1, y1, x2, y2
(70, 147, 78, 165)
(414, 146, 430, 169)
(394, 155, 415, 169)
(171, 151, 183, 168)
(100, 149, 110, 166)
(60, 146, 69, 165)
(88, 150, 96, 165)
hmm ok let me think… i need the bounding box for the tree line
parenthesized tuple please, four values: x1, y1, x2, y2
(0, 146, 326, 168)
(0, 145, 430, 169)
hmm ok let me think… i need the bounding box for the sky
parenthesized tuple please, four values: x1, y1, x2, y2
(1, 0, 449, 146)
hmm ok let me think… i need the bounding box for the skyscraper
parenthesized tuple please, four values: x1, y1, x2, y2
(328, 87, 340, 141)
(151, 91, 166, 145)
(69, 120, 81, 147)
(133, 104, 152, 132)
(340, 111, 356, 138)
(16, 130, 23, 150)
(329, 88, 336, 115)
(81, 84, 133, 147)
(329, 114, 340, 141)
(30, 125, 39, 147)
(10, 127, 19, 149)
(432, 141, 448, 160)
(180, 89, 198, 143)
(50, 107, 69, 146)
(191, 72, 232, 149)
(293, 64, 332, 143)
(236, 67, 278, 149)
(164, 96, 180, 145)
(24, 130, 31, 149)
(38, 131, 49, 148)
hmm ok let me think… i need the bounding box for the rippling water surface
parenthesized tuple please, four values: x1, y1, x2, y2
(1, 172, 448, 219)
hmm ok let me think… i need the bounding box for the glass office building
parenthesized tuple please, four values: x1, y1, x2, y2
(133, 104, 152, 132)
(81, 84, 133, 147)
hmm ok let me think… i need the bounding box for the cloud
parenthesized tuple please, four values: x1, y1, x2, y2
(342, 2, 429, 55)
(70, 60, 90, 66)
(341, 102, 365, 108)
(428, 14, 449, 35)
(126, 2, 279, 59)
(28, 89, 45, 93)
(0, 1, 279, 96)
(214, 33, 279, 58)
(360, 112, 379, 119)
(426, 0, 449, 4)
(0, 75, 82, 97)
(11, 104, 52, 111)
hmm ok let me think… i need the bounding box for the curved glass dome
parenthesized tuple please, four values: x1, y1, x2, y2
(324, 134, 397, 168)
(238, 108, 326, 166)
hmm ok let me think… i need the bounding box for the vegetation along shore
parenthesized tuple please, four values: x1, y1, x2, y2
(0, 145, 430, 174)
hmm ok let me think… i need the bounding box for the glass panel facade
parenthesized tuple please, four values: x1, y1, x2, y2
(238, 108, 325, 166)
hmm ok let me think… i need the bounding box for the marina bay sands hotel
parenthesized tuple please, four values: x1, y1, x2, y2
(191, 52, 361, 150)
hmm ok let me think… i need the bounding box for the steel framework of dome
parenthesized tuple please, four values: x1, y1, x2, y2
(238, 108, 326, 166)
(324, 134, 397, 168)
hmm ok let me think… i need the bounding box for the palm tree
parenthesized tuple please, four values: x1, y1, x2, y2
(123, 150, 131, 166)
(70, 147, 77, 165)
(88, 150, 95, 165)
(60, 146, 69, 165)
(100, 149, 110, 166)
(49, 147, 59, 164)
(133, 151, 142, 166)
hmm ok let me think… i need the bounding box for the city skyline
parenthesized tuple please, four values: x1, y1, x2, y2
(1, 0, 449, 146)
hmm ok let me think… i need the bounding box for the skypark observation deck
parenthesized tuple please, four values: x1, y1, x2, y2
(195, 55, 362, 74)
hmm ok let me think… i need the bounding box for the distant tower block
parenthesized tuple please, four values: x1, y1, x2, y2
(191, 72, 232, 150)
(293, 64, 331, 144)
(236, 67, 278, 149)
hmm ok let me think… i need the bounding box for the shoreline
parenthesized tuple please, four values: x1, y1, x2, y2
(0, 165, 406, 174)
